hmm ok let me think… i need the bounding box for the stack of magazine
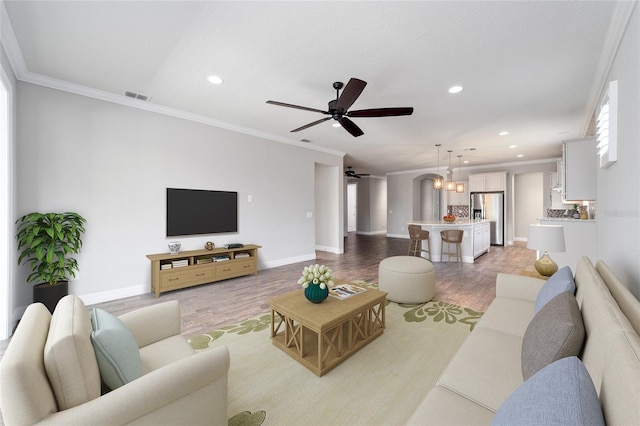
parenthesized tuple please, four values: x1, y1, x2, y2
(329, 284, 367, 300)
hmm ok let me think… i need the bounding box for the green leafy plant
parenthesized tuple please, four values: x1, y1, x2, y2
(16, 212, 87, 286)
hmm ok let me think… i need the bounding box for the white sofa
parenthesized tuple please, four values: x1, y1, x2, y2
(0, 295, 230, 425)
(408, 256, 640, 425)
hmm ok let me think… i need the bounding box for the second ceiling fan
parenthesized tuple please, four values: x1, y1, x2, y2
(266, 78, 413, 137)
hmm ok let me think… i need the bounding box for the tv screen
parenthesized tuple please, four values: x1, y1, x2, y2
(166, 188, 238, 237)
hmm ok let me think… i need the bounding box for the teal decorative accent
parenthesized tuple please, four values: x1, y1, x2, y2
(304, 283, 329, 303)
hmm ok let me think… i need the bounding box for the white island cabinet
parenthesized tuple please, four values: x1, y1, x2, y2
(538, 218, 596, 270)
(408, 220, 490, 263)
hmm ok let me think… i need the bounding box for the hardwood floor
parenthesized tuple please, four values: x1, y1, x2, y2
(88, 234, 536, 340)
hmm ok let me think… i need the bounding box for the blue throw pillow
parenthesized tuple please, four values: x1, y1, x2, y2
(90, 308, 142, 390)
(535, 266, 575, 313)
(492, 357, 604, 426)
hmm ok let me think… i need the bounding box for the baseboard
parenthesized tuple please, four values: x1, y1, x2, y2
(315, 245, 343, 254)
(78, 284, 148, 306)
(355, 230, 387, 236)
(15, 253, 320, 313)
(386, 233, 410, 239)
(262, 253, 317, 269)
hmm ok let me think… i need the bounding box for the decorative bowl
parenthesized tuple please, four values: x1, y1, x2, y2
(443, 216, 456, 222)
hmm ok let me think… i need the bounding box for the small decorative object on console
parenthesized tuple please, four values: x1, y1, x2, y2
(168, 241, 181, 255)
(443, 215, 456, 222)
(299, 264, 334, 303)
(204, 241, 214, 250)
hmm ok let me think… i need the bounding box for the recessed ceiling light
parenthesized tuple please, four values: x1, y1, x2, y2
(448, 85, 463, 94)
(207, 75, 223, 85)
(463, 160, 470, 164)
(509, 145, 518, 149)
(332, 123, 341, 128)
(516, 154, 524, 158)
(499, 131, 509, 136)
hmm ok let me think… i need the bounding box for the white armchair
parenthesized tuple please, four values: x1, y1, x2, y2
(0, 295, 229, 425)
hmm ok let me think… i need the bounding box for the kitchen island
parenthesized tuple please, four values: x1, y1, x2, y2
(408, 219, 491, 263)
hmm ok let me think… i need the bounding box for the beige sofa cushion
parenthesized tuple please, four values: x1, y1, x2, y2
(475, 297, 535, 337)
(521, 291, 584, 380)
(44, 295, 101, 410)
(0, 303, 58, 425)
(437, 327, 524, 412)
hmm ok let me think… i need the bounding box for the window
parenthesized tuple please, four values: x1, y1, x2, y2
(596, 80, 618, 169)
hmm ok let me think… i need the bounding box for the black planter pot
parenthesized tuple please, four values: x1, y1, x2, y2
(33, 281, 69, 313)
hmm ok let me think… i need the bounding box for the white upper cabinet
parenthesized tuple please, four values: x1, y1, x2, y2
(469, 172, 507, 192)
(562, 137, 597, 201)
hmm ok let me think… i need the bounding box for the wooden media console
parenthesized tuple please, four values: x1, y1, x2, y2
(146, 244, 261, 297)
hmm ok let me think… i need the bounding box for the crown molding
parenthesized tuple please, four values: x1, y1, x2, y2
(581, 0, 637, 135)
(0, 2, 344, 159)
(386, 157, 561, 176)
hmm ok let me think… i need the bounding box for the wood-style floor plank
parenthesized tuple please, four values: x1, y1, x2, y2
(88, 234, 536, 339)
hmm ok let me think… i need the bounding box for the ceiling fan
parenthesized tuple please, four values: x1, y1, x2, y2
(344, 166, 369, 178)
(266, 78, 413, 137)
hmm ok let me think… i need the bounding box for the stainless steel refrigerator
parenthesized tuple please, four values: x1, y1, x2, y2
(470, 192, 505, 246)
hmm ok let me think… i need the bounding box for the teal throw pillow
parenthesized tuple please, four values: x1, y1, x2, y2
(535, 266, 575, 313)
(90, 308, 141, 390)
(492, 357, 604, 426)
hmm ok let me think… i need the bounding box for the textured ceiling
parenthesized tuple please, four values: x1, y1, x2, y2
(3, 1, 621, 175)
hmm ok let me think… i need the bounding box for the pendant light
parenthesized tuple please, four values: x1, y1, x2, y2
(445, 150, 456, 191)
(456, 155, 465, 193)
(433, 144, 444, 189)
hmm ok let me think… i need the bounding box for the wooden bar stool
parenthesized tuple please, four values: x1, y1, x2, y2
(440, 229, 463, 263)
(408, 225, 431, 260)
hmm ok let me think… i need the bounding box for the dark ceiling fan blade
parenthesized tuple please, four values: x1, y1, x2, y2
(290, 117, 332, 132)
(266, 100, 328, 115)
(347, 107, 414, 117)
(338, 117, 364, 137)
(335, 78, 367, 112)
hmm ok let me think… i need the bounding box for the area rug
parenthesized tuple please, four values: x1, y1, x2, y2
(189, 280, 483, 426)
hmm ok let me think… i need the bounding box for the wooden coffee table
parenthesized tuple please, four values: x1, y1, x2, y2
(269, 288, 387, 376)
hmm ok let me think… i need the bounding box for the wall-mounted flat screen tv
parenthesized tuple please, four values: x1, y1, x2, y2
(166, 188, 238, 237)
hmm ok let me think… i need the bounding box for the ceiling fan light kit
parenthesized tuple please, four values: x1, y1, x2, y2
(344, 166, 369, 179)
(267, 78, 413, 137)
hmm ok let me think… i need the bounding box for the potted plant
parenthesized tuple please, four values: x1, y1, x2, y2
(298, 264, 334, 303)
(16, 212, 87, 312)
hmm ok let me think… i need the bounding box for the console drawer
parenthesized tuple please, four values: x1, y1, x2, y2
(216, 259, 256, 280)
(159, 264, 215, 291)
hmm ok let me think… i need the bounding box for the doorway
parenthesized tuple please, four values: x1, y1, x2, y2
(347, 183, 357, 232)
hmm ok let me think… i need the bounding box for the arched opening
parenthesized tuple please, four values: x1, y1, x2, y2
(412, 173, 444, 221)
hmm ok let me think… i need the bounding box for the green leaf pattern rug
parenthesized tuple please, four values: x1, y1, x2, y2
(189, 280, 483, 426)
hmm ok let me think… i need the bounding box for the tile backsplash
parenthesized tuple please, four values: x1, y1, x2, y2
(448, 205, 469, 218)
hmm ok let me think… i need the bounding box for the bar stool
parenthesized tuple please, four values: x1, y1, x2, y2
(440, 229, 463, 263)
(408, 225, 431, 260)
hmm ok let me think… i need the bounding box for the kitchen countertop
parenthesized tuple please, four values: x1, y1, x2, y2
(408, 219, 488, 226)
(539, 218, 596, 222)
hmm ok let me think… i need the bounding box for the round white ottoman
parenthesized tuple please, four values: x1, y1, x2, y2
(378, 256, 435, 303)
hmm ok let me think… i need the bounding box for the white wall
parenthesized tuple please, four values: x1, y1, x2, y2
(351, 176, 387, 235)
(314, 163, 344, 253)
(596, 4, 640, 298)
(14, 82, 343, 309)
(513, 172, 543, 240)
